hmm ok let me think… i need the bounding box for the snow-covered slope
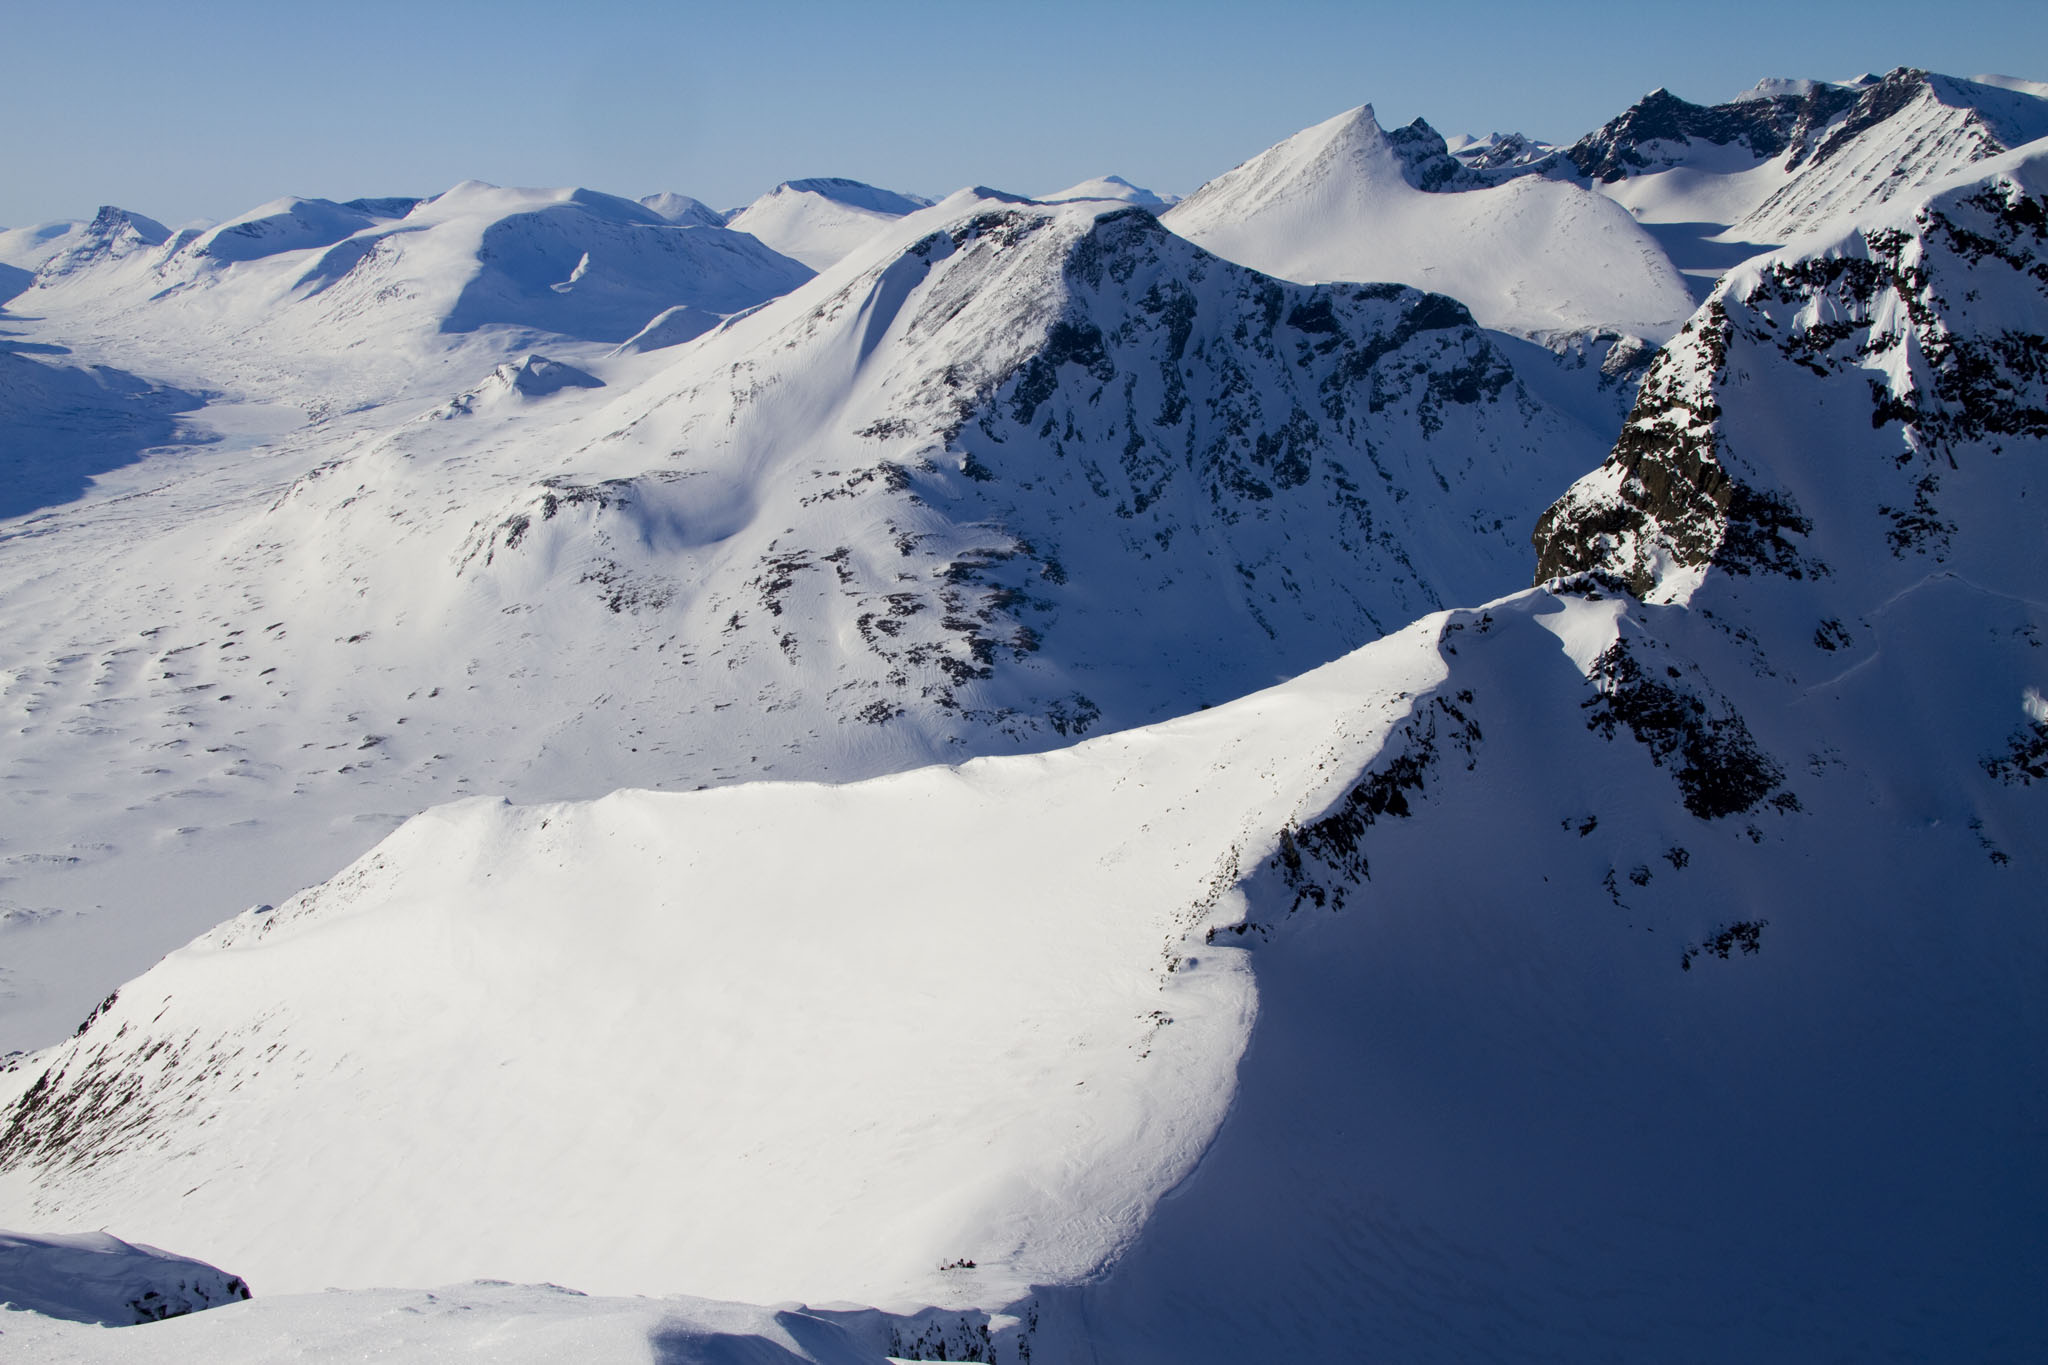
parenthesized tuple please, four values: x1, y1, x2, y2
(10, 144, 2047, 1341)
(637, 191, 727, 227)
(3, 1280, 888, 1364)
(724, 178, 933, 270)
(6, 72, 2045, 1362)
(1163, 105, 1696, 340)
(0, 192, 1609, 1050)
(1572, 69, 2048, 267)
(0, 610, 1450, 1306)
(1039, 175, 1177, 207)
(0, 1230, 248, 1326)
(16, 184, 811, 421)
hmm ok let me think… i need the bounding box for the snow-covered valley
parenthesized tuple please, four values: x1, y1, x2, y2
(3, 64, 2045, 1363)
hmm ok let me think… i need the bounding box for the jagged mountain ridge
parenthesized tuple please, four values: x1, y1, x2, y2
(1565, 68, 2048, 257)
(1534, 140, 2048, 613)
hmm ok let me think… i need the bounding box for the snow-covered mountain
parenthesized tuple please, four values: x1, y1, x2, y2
(7, 139, 2045, 1358)
(0, 190, 1610, 1049)
(16, 184, 811, 422)
(723, 178, 934, 270)
(1039, 174, 1178, 208)
(1565, 68, 2048, 290)
(3, 64, 2045, 1363)
(1162, 105, 1697, 340)
(637, 191, 727, 227)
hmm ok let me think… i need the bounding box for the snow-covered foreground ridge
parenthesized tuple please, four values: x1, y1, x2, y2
(0, 609, 1453, 1307)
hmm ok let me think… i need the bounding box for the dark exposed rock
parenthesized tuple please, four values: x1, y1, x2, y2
(1984, 721, 2048, 785)
(1681, 918, 1767, 970)
(1581, 639, 1788, 820)
(1567, 84, 1859, 183)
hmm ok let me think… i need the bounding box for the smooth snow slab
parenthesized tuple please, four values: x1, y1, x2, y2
(0, 617, 1451, 1306)
(0, 1281, 886, 1364)
(0, 1229, 248, 1326)
(725, 179, 931, 271)
(1164, 105, 1695, 339)
(1039, 175, 1177, 207)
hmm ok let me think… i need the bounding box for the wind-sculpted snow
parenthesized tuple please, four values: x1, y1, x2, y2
(1, 1279, 890, 1364)
(1023, 577, 2045, 1361)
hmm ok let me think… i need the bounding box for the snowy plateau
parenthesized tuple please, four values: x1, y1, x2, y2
(0, 66, 2044, 1363)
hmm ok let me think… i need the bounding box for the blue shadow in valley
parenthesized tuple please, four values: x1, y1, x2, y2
(0, 325, 210, 521)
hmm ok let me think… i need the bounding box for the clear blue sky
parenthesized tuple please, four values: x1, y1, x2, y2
(5, 0, 2045, 226)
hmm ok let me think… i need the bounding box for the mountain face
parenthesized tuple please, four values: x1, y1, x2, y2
(724, 178, 935, 270)
(1569, 68, 2048, 245)
(15, 183, 812, 422)
(1162, 105, 1696, 340)
(637, 191, 728, 227)
(1534, 142, 2048, 608)
(0, 194, 1611, 1048)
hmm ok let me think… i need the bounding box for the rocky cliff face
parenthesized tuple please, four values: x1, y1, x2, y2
(1534, 148, 2048, 604)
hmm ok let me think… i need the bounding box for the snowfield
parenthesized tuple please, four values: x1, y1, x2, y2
(2, 65, 2046, 1363)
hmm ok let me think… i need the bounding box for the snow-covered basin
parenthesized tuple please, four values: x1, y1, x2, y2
(0, 613, 1453, 1309)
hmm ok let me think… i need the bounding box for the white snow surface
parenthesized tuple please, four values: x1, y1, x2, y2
(0, 1229, 248, 1326)
(1163, 105, 1696, 340)
(1038, 175, 1177, 207)
(0, 613, 1450, 1306)
(0, 190, 1609, 1051)
(724, 179, 933, 271)
(638, 192, 728, 227)
(1, 1281, 887, 1364)
(5, 74, 2048, 1362)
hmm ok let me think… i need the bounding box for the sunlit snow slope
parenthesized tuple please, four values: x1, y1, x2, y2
(0, 193, 1608, 1051)
(1164, 105, 1696, 340)
(724, 178, 933, 271)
